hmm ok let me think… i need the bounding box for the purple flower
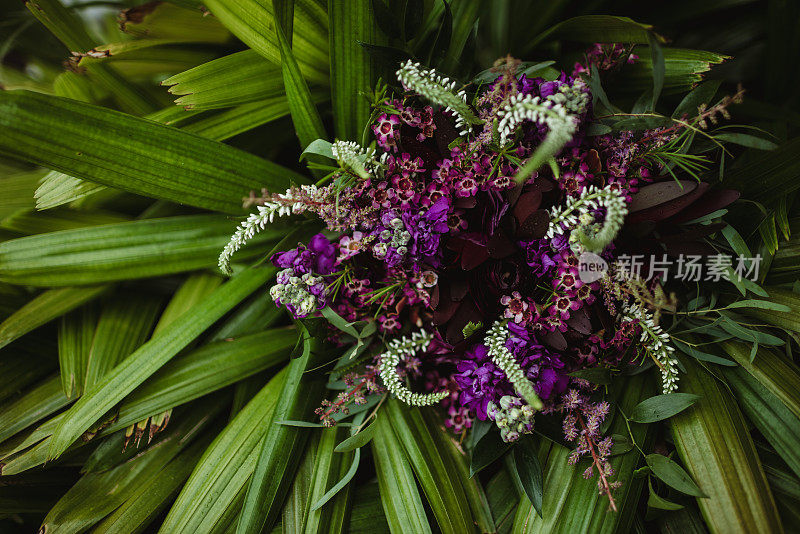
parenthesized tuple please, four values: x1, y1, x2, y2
(454, 344, 511, 420)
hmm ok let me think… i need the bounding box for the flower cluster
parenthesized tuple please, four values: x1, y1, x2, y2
(219, 45, 720, 503)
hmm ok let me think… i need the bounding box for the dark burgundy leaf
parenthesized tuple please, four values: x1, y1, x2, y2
(540, 328, 568, 351)
(566, 307, 592, 335)
(513, 190, 543, 224)
(487, 233, 516, 258)
(518, 210, 550, 239)
(628, 180, 697, 213)
(665, 189, 740, 225)
(627, 182, 709, 224)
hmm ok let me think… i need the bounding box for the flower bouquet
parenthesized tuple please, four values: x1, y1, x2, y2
(1, 1, 799, 533)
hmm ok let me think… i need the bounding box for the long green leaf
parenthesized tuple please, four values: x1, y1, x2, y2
(0, 215, 282, 287)
(0, 285, 110, 350)
(670, 357, 783, 533)
(0, 375, 70, 444)
(0, 91, 306, 214)
(526, 15, 664, 51)
(25, 0, 158, 115)
(274, 8, 328, 149)
(328, 0, 375, 140)
(58, 304, 100, 399)
(160, 369, 287, 533)
(47, 267, 275, 460)
(105, 328, 295, 434)
(41, 401, 220, 534)
(720, 341, 800, 421)
(83, 293, 163, 393)
(202, 0, 329, 85)
(723, 137, 800, 203)
(384, 399, 476, 534)
(163, 51, 284, 110)
(372, 412, 432, 534)
(236, 335, 328, 534)
(723, 364, 800, 480)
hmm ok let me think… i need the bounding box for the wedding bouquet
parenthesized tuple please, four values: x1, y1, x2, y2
(1, 1, 799, 533)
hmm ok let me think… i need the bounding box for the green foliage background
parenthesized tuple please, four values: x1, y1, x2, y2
(0, 0, 799, 532)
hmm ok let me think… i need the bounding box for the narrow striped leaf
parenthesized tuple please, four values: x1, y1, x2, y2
(328, 0, 376, 141)
(738, 286, 800, 333)
(486, 468, 519, 534)
(0, 350, 56, 404)
(153, 273, 223, 335)
(1, 208, 129, 236)
(723, 364, 800, 480)
(89, 436, 211, 534)
(104, 328, 295, 434)
(47, 267, 275, 460)
(422, 408, 495, 533)
(274, 9, 328, 149)
(720, 341, 800, 420)
(162, 51, 283, 109)
(670, 357, 782, 533)
(372, 412, 432, 534)
(0, 215, 282, 287)
(58, 304, 99, 399)
(160, 369, 287, 533)
(236, 337, 328, 534)
(0, 376, 70, 444)
(83, 293, 163, 393)
(0, 285, 111, 350)
(384, 399, 476, 534)
(346, 480, 390, 534)
(41, 401, 221, 534)
(0, 91, 306, 214)
(442, 0, 481, 72)
(25, 0, 158, 115)
(202, 0, 329, 84)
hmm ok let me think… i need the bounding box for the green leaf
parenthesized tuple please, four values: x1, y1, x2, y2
(160, 369, 287, 533)
(1, 208, 129, 236)
(441, 0, 481, 72)
(202, 0, 329, 85)
(646, 454, 706, 497)
(724, 299, 790, 312)
(105, 328, 295, 434)
(470, 429, 511, 478)
(162, 50, 284, 110)
(0, 215, 282, 287)
(300, 138, 336, 161)
(0, 375, 71, 444)
(309, 449, 360, 512)
(514, 438, 543, 516)
(273, 9, 328, 150)
(41, 400, 221, 534)
(329, 0, 376, 141)
(90, 434, 211, 534)
(723, 364, 800, 480)
(671, 339, 737, 367)
(715, 132, 779, 151)
(670, 357, 783, 533)
(648, 33, 665, 110)
(630, 393, 701, 423)
(0, 285, 110, 350)
(738, 287, 800, 334)
(384, 399, 476, 533)
(83, 293, 163, 393)
(568, 367, 612, 385)
(25, 0, 158, 115)
(334, 420, 376, 452)
(58, 304, 99, 399)
(0, 91, 306, 214)
(372, 411, 432, 534)
(673, 80, 722, 118)
(723, 137, 800, 203)
(47, 267, 275, 460)
(236, 334, 328, 534)
(527, 15, 664, 50)
(647, 478, 684, 512)
(0, 351, 55, 405)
